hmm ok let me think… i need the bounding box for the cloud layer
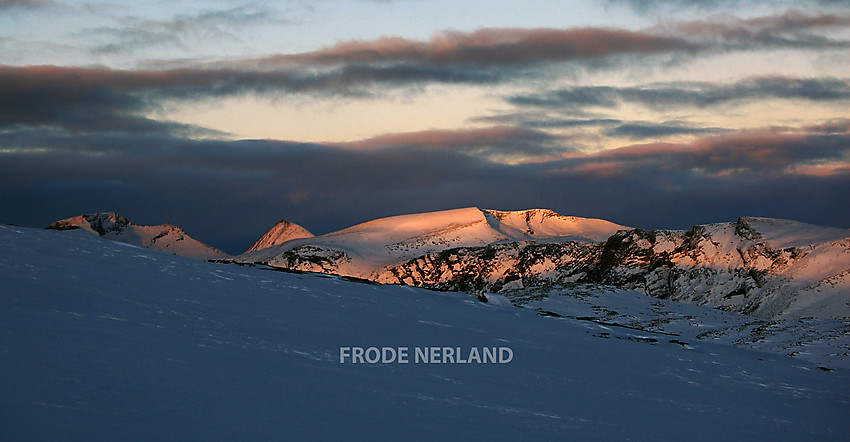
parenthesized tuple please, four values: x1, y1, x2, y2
(3, 10, 849, 136)
(1, 7, 849, 251)
(507, 76, 850, 113)
(2, 119, 847, 253)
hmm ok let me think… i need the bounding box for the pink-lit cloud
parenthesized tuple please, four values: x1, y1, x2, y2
(264, 27, 697, 67)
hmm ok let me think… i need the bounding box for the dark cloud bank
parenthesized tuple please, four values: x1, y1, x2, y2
(2, 122, 847, 254)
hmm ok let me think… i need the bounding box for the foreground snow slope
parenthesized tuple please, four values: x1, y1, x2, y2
(1, 225, 848, 440)
(46, 212, 229, 260)
(237, 207, 627, 277)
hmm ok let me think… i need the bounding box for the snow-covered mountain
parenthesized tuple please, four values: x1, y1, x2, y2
(235, 207, 627, 278)
(244, 219, 314, 253)
(2, 224, 848, 440)
(235, 209, 849, 320)
(590, 217, 850, 319)
(46, 212, 229, 260)
(381, 217, 850, 319)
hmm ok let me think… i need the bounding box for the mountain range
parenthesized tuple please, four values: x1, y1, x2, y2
(47, 208, 850, 321)
(237, 207, 627, 273)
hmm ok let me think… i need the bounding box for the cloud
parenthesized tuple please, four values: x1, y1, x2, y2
(254, 11, 850, 68)
(335, 126, 571, 162)
(654, 10, 850, 50)
(0, 63, 506, 134)
(2, 9, 848, 134)
(0, 62, 510, 127)
(82, 4, 287, 55)
(5, 65, 845, 140)
(562, 123, 850, 177)
(507, 76, 850, 114)
(804, 118, 850, 133)
(0, 0, 51, 9)
(607, 0, 850, 13)
(604, 121, 728, 139)
(0, 65, 234, 134)
(259, 27, 697, 67)
(470, 113, 624, 129)
(467, 114, 729, 144)
(250, 10, 850, 71)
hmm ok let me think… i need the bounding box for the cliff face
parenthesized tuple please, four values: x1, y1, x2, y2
(375, 241, 602, 294)
(581, 218, 850, 319)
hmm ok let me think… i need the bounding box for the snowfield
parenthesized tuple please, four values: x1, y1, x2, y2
(1, 224, 848, 440)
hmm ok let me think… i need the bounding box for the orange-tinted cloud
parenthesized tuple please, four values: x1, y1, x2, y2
(266, 27, 696, 67)
(254, 11, 850, 68)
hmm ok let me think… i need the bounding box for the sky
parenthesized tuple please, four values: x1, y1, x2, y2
(1, 0, 849, 254)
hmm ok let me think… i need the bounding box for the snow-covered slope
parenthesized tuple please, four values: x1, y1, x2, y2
(484, 209, 626, 242)
(244, 219, 314, 253)
(236, 207, 628, 278)
(501, 283, 850, 369)
(46, 212, 229, 260)
(1, 224, 848, 440)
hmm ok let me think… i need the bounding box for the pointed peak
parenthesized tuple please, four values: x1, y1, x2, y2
(245, 219, 314, 253)
(734, 217, 762, 241)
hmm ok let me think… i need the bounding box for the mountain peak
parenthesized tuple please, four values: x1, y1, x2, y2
(245, 219, 314, 253)
(46, 212, 229, 260)
(46, 212, 132, 235)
